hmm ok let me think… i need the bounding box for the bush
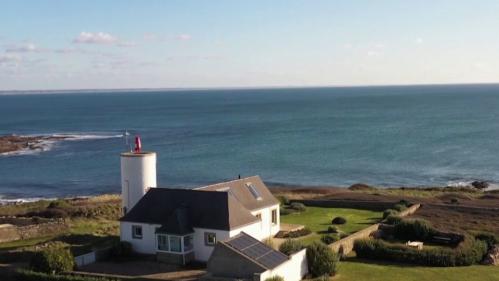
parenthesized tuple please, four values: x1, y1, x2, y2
(321, 234, 339, 245)
(475, 232, 498, 248)
(383, 209, 398, 219)
(279, 239, 304, 255)
(331, 217, 346, 225)
(398, 199, 411, 207)
(393, 219, 436, 241)
(280, 207, 292, 216)
(111, 241, 132, 259)
(450, 198, 459, 204)
(285, 227, 312, 238)
(264, 276, 284, 281)
(393, 204, 407, 212)
(48, 200, 71, 210)
(385, 215, 402, 225)
(290, 202, 306, 212)
(353, 237, 488, 267)
(306, 241, 339, 277)
(348, 183, 374, 191)
(29, 247, 75, 274)
(277, 196, 290, 206)
(327, 226, 339, 233)
(16, 269, 115, 281)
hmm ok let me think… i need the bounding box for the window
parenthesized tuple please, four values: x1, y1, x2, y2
(169, 236, 182, 252)
(184, 235, 193, 252)
(246, 183, 262, 200)
(132, 225, 142, 239)
(271, 209, 277, 225)
(255, 213, 262, 220)
(157, 234, 169, 251)
(205, 232, 217, 246)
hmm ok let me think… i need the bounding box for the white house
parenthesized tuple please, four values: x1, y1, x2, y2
(119, 144, 280, 264)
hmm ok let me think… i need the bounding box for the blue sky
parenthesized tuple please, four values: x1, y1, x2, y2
(1, 1, 499, 90)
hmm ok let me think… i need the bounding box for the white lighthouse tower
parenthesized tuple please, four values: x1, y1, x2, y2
(120, 136, 157, 214)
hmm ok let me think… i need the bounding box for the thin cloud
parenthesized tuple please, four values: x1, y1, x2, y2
(73, 32, 118, 45)
(176, 34, 192, 41)
(5, 43, 41, 53)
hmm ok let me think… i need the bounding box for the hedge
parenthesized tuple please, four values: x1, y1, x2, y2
(16, 270, 115, 281)
(353, 237, 488, 267)
(284, 227, 312, 238)
(392, 219, 437, 241)
(264, 276, 284, 281)
(320, 234, 339, 245)
(306, 241, 340, 277)
(279, 239, 304, 255)
(30, 247, 75, 274)
(290, 202, 306, 212)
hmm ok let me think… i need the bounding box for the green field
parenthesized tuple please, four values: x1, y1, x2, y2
(280, 206, 382, 244)
(335, 260, 499, 281)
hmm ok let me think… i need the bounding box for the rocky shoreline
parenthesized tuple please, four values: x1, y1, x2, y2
(0, 135, 68, 155)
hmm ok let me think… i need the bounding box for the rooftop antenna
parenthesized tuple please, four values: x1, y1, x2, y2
(134, 135, 142, 153)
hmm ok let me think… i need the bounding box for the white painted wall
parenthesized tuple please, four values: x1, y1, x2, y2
(192, 227, 231, 262)
(245, 204, 280, 240)
(259, 249, 308, 281)
(121, 152, 157, 213)
(120, 221, 160, 254)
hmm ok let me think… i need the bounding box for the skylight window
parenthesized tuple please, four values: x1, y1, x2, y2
(246, 182, 262, 200)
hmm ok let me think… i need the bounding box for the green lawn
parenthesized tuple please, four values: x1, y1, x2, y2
(280, 207, 382, 244)
(335, 260, 499, 281)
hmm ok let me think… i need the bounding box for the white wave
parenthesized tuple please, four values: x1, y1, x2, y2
(446, 180, 473, 188)
(51, 133, 123, 141)
(0, 196, 57, 205)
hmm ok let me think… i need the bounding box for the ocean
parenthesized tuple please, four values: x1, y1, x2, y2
(1, 84, 499, 201)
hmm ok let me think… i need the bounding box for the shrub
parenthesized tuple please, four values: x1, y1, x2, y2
(450, 198, 459, 204)
(306, 241, 339, 277)
(279, 239, 304, 255)
(280, 207, 292, 216)
(16, 269, 115, 281)
(383, 209, 398, 219)
(353, 237, 488, 267)
(393, 219, 436, 241)
(331, 217, 346, 225)
(290, 202, 306, 212)
(398, 199, 411, 207)
(48, 200, 71, 210)
(327, 226, 339, 233)
(393, 204, 407, 212)
(37, 208, 69, 219)
(111, 241, 132, 259)
(385, 215, 402, 225)
(277, 196, 290, 206)
(29, 247, 75, 274)
(286, 227, 312, 238)
(475, 232, 498, 248)
(264, 276, 284, 281)
(321, 234, 339, 245)
(348, 183, 374, 191)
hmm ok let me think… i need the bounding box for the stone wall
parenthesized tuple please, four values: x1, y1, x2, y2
(293, 199, 398, 211)
(0, 218, 68, 243)
(328, 203, 421, 255)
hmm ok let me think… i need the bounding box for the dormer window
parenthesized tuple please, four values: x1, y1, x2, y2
(246, 183, 262, 201)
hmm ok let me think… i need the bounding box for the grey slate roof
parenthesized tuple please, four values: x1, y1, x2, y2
(218, 232, 289, 270)
(196, 176, 279, 211)
(120, 188, 258, 231)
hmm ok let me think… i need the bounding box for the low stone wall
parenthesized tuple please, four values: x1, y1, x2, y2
(0, 218, 68, 243)
(293, 199, 397, 211)
(328, 203, 421, 255)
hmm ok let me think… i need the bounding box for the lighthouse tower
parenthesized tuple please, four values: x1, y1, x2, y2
(120, 136, 157, 214)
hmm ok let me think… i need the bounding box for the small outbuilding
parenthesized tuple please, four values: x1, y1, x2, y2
(206, 232, 308, 281)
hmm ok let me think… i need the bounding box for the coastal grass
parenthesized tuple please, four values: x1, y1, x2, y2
(280, 207, 382, 244)
(331, 260, 499, 281)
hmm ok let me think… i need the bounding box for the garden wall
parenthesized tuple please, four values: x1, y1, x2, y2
(0, 218, 68, 243)
(293, 199, 397, 211)
(328, 203, 421, 255)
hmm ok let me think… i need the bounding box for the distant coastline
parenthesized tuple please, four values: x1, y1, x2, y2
(0, 135, 68, 155)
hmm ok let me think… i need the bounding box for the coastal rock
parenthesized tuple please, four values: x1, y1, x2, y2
(471, 181, 489, 190)
(482, 245, 499, 265)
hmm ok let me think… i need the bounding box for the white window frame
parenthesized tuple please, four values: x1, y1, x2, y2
(205, 232, 217, 246)
(132, 225, 143, 239)
(271, 209, 278, 225)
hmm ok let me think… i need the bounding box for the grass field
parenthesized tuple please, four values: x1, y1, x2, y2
(280, 207, 382, 244)
(334, 260, 499, 281)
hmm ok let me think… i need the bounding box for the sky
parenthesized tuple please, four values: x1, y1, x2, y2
(1, 0, 499, 91)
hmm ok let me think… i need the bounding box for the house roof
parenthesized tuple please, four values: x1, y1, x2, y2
(196, 176, 279, 211)
(218, 232, 289, 270)
(120, 188, 259, 231)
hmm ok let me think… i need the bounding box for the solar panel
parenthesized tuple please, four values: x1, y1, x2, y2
(226, 233, 288, 269)
(246, 182, 262, 200)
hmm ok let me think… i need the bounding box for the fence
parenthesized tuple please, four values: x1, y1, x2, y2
(74, 246, 113, 267)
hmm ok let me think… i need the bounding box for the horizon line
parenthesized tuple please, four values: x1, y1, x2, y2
(2, 82, 499, 95)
